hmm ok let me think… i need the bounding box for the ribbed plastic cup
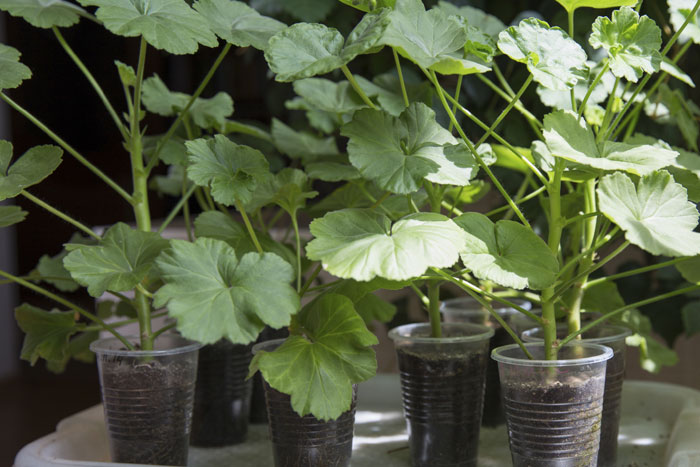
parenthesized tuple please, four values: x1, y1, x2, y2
(492, 342, 614, 467)
(389, 322, 494, 467)
(250, 326, 290, 424)
(440, 297, 531, 427)
(252, 339, 357, 467)
(521, 325, 632, 467)
(90, 334, 201, 466)
(190, 339, 253, 447)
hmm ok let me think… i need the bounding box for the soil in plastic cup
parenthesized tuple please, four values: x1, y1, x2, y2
(252, 339, 357, 467)
(190, 339, 253, 447)
(492, 342, 614, 467)
(389, 322, 494, 467)
(522, 325, 632, 467)
(90, 334, 201, 466)
(440, 297, 531, 427)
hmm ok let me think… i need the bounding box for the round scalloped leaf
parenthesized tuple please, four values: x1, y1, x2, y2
(498, 18, 587, 91)
(435, 2, 505, 38)
(154, 238, 299, 344)
(555, 0, 636, 13)
(15, 304, 79, 366)
(669, 0, 700, 45)
(598, 171, 700, 257)
(0, 44, 32, 91)
(0, 142, 62, 201)
(0, 205, 27, 227)
(306, 209, 467, 281)
(342, 103, 479, 194)
(0, 0, 88, 28)
(292, 78, 367, 114)
(249, 293, 377, 420)
(193, 0, 285, 51)
(337, 0, 396, 12)
(343, 7, 392, 59)
(455, 212, 559, 290)
(77, 0, 217, 55)
(589, 7, 662, 83)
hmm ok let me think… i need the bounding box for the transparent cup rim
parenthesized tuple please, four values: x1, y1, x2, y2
(252, 338, 286, 355)
(521, 324, 633, 344)
(440, 296, 532, 315)
(89, 335, 202, 357)
(491, 342, 613, 367)
(388, 322, 494, 344)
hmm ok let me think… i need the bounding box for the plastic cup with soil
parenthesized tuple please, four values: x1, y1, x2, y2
(388, 322, 494, 467)
(90, 334, 201, 466)
(190, 339, 253, 447)
(252, 339, 357, 467)
(522, 324, 632, 467)
(492, 342, 614, 467)
(249, 326, 290, 424)
(440, 297, 532, 427)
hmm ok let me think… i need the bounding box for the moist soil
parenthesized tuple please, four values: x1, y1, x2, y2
(190, 340, 252, 447)
(100, 356, 196, 466)
(396, 348, 488, 467)
(502, 376, 604, 467)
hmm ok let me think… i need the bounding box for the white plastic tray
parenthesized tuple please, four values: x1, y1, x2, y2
(15, 375, 700, 466)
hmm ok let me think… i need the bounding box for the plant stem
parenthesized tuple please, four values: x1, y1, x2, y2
(475, 75, 533, 149)
(82, 311, 168, 332)
(555, 227, 619, 281)
(0, 92, 133, 203)
(299, 263, 322, 298)
(427, 280, 442, 338)
(52, 27, 127, 140)
(410, 283, 430, 307)
(476, 73, 543, 134)
(151, 322, 177, 340)
(341, 65, 377, 110)
(485, 186, 547, 217)
(21, 191, 101, 240)
(577, 60, 610, 119)
(0, 269, 134, 350)
(291, 213, 303, 293)
(392, 48, 410, 108)
(158, 183, 197, 235)
(235, 199, 264, 254)
(585, 256, 693, 289)
(449, 75, 463, 133)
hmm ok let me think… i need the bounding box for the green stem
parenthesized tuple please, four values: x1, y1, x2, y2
(578, 61, 610, 119)
(502, 173, 532, 221)
(585, 256, 693, 289)
(427, 281, 442, 338)
(485, 186, 547, 217)
(235, 199, 264, 254)
(392, 48, 410, 108)
(300, 263, 322, 298)
(21, 191, 101, 240)
(158, 183, 197, 235)
(146, 43, 233, 175)
(555, 227, 619, 281)
(291, 213, 303, 293)
(52, 27, 126, 139)
(449, 75, 463, 133)
(475, 75, 533, 148)
(341, 65, 377, 110)
(476, 74, 543, 135)
(82, 311, 168, 332)
(598, 77, 620, 143)
(0, 92, 133, 203)
(151, 322, 177, 340)
(0, 269, 134, 350)
(410, 283, 430, 307)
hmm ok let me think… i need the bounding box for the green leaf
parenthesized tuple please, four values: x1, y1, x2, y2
(292, 78, 367, 114)
(454, 212, 559, 290)
(682, 300, 700, 336)
(337, 0, 395, 12)
(306, 160, 361, 182)
(597, 171, 700, 257)
(342, 103, 479, 194)
(193, 210, 297, 269)
(669, 0, 700, 45)
(15, 304, 79, 366)
(324, 277, 407, 324)
(589, 7, 662, 83)
(63, 223, 169, 297)
(0, 204, 27, 227)
(497, 18, 587, 91)
(381, 0, 489, 75)
(185, 135, 269, 206)
(0, 44, 31, 91)
(660, 57, 695, 87)
(0, 0, 87, 28)
(582, 281, 628, 314)
(46, 331, 98, 374)
(271, 118, 339, 163)
(142, 75, 233, 130)
(242, 167, 317, 215)
(554, 0, 636, 13)
(626, 333, 678, 373)
(435, 2, 506, 39)
(536, 61, 616, 111)
(306, 209, 466, 281)
(193, 0, 285, 51)
(249, 293, 377, 420)
(150, 164, 190, 196)
(343, 7, 392, 58)
(154, 237, 299, 344)
(0, 142, 63, 201)
(658, 83, 699, 152)
(357, 72, 433, 117)
(677, 256, 700, 283)
(36, 233, 94, 292)
(77, 0, 217, 54)
(543, 110, 678, 175)
(114, 60, 136, 87)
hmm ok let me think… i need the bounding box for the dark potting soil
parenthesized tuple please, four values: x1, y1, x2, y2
(264, 382, 356, 467)
(100, 356, 196, 466)
(502, 375, 605, 467)
(396, 348, 488, 467)
(190, 341, 253, 447)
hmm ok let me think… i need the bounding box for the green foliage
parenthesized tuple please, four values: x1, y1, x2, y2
(0, 204, 26, 227)
(292, 78, 367, 114)
(0, 142, 63, 201)
(554, 0, 636, 13)
(154, 238, 299, 344)
(271, 119, 339, 162)
(15, 304, 80, 366)
(0, 0, 87, 28)
(337, 0, 395, 12)
(35, 234, 93, 292)
(435, 2, 506, 39)
(77, 0, 217, 54)
(677, 256, 700, 283)
(249, 293, 377, 420)
(669, 0, 700, 44)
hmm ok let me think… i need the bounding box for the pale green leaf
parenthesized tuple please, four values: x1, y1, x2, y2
(677, 256, 700, 283)
(185, 135, 269, 206)
(555, 0, 636, 13)
(292, 78, 367, 114)
(357, 72, 433, 117)
(589, 7, 662, 83)
(15, 304, 79, 366)
(337, 0, 395, 12)
(244, 167, 317, 215)
(669, 0, 700, 45)
(682, 300, 700, 335)
(582, 281, 628, 314)
(63, 223, 169, 297)
(0, 44, 31, 91)
(45, 331, 98, 374)
(658, 83, 699, 152)
(626, 333, 678, 373)
(249, 293, 377, 420)
(660, 57, 695, 87)
(193, 0, 285, 50)
(306, 161, 361, 182)
(114, 60, 136, 87)
(0, 204, 26, 227)
(0, 142, 62, 201)
(543, 110, 678, 175)
(498, 18, 587, 91)
(306, 209, 467, 281)
(537, 61, 616, 111)
(342, 103, 479, 194)
(77, 0, 217, 54)
(343, 7, 392, 59)
(598, 171, 700, 257)
(271, 118, 339, 163)
(455, 212, 558, 290)
(435, 2, 506, 38)
(154, 237, 299, 344)
(0, 0, 87, 28)
(324, 277, 407, 324)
